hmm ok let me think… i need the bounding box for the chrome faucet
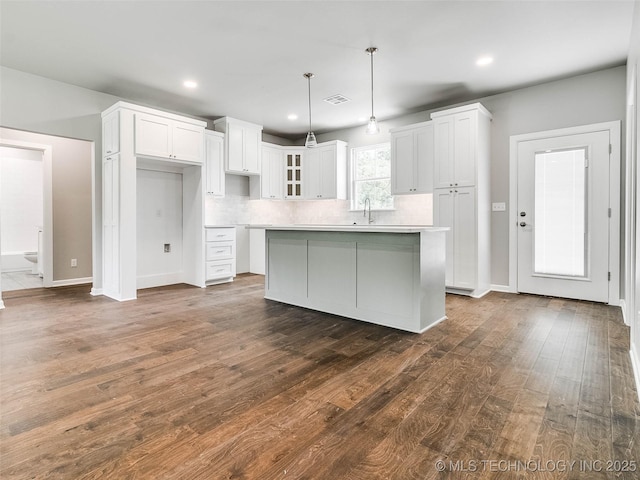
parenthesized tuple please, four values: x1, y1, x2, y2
(363, 198, 374, 224)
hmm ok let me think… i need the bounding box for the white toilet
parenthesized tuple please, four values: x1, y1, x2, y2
(24, 251, 39, 274)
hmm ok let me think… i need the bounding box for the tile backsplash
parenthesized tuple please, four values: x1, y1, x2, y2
(205, 193, 432, 226)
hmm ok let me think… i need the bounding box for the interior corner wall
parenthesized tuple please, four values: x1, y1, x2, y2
(316, 65, 627, 288)
(626, 0, 640, 399)
(0, 66, 122, 286)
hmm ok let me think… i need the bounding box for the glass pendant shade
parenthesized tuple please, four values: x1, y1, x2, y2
(305, 131, 317, 148)
(366, 116, 380, 135)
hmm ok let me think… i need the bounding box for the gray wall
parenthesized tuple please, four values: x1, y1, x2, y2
(0, 65, 627, 290)
(315, 66, 627, 287)
(1, 66, 121, 287)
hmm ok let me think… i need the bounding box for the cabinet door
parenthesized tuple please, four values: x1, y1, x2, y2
(453, 186, 477, 289)
(433, 188, 455, 286)
(243, 126, 261, 174)
(261, 146, 283, 199)
(173, 122, 203, 163)
(103, 154, 120, 295)
(433, 117, 454, 188)
(205, 133, 225, 196)
(285, 151, 303, 199)
(226, 122, 245, 173)
(391, 129, 415, 194)
(103, 111, 120, 156)
(135, 114, 172, 159)
(453, 111, 477, 187)
(318, 147, 337, 198)
(304, 149, 322, 199)
(415, 124, 434, 193)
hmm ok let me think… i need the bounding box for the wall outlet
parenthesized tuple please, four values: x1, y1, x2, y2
(492, 202, 506, 212)
(164, 244, 171, 253)
(71, 258, 77, 267)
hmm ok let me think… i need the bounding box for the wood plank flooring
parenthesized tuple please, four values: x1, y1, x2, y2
(1, 274, 638, 479)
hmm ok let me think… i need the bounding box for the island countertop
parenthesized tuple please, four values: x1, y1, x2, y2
(246, 224, 448, 234)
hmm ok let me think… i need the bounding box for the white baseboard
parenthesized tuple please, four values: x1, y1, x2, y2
(619, 299, 629, 326)
(137, 272, 183, 290)
(90, 287, 103, 296)
(0, 300, 4, 309)
(630, 343, 640, 403)
(51, 276, 93, 287)
(490, 284, 513, 293)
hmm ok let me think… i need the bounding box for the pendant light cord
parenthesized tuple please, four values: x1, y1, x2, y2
(370, 50, 375, 117)
(307, 75, 312, 132)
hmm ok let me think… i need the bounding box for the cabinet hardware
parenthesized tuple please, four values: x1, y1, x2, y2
(106, 150, 112, 154)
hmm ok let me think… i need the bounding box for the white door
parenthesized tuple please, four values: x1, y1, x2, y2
(517, 130, 610, 302)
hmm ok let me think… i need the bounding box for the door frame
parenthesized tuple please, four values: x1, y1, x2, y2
(508, 121, 621, 305)
(0, 139, 54, 293)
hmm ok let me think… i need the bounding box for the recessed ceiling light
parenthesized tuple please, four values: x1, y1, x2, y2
(476, 56, 494, 67)
(183, 80, 198, 88)
(287, 113, 298, 121)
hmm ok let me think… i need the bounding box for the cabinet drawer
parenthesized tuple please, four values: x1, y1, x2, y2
(206, 242, 234, 261)
(206, 228, 235, 242)
(206, 261, 234, 280)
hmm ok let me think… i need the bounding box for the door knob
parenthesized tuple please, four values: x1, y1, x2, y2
(519, 222, 527, 227)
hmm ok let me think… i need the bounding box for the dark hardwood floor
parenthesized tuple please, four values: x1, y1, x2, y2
(1, 274, 638, 479)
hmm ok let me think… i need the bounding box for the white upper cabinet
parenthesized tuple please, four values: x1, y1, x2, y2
(205, 130, 225, 197)
(432, 103, 491, 188)
(303, 141, 347, 200)
(260, 144, 284, 199)
(390, 121, 434, 195)
(283, 149, 304, 199)
(134, 113, 204, 163)
(102, 110, 120, 156)
(213, 117, 263, 175)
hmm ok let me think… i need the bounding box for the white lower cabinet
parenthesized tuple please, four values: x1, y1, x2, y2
(205, 227, 236, 284)
(433, 186, 481, 292)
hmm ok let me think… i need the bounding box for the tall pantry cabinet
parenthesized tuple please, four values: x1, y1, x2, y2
(101, 102, 206, 301)
(431, 103, 492, 297)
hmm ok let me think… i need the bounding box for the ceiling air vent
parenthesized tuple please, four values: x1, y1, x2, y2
(323, 94, 351, 105)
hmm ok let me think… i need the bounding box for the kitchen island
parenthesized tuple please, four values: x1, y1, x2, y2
(259, 225, 448, 333)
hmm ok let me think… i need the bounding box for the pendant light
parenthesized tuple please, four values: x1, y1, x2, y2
(365, 47, 380, 135)
(303, 73, 317, 147)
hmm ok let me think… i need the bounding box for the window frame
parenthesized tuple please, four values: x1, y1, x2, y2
(349, 142, 394, 211)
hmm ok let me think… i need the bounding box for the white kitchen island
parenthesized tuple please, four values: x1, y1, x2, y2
(260, 225, 448, 333)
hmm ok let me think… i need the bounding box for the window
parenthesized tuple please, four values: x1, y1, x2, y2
(350, 143, 393, 210)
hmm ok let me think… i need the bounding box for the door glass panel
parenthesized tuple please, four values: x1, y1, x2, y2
(534, 148, 586, 277)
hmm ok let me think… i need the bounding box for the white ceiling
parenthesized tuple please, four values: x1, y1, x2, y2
(0, 0, 635, 139)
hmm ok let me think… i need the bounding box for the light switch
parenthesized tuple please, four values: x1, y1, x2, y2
(492, 202, 506, 212)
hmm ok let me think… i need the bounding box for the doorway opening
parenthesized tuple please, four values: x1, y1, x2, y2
(0, 143, 53, 292)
